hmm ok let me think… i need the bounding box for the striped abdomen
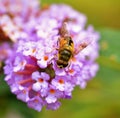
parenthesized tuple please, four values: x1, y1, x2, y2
(57, 49, 72, 68)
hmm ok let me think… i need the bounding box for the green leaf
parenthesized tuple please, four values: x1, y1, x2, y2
(0, 73, 10, 95)
(99, 28, 120, 63)
(41, 0, 120, 28)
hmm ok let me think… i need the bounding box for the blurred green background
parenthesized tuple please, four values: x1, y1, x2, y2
(0, 0, 120, 118)
(42, 0, 120, 29)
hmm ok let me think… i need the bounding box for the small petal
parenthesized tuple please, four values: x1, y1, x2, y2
(37, 59, 47, 68)
(46, 101, 61, 110)
(32, 82, 41, 92)
(32, 71, 40, 80)
(27, 98, 43, 112)
(45, 95, 57, 104)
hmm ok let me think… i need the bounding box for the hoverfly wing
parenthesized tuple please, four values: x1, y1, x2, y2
(74, 36, 93, 55)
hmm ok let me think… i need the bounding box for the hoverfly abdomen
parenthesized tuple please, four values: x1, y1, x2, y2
(59, 49, 72, 61)
(57, 49, 72, 68)
(56, 60, 68, 68)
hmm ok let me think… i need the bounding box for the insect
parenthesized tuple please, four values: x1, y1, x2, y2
(56, 22, 89, 68)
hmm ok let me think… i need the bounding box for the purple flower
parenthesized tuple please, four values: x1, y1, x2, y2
(0, 0, 40, 42)
(4, 3, 100, 112)
(32, 71, 49, 94)
(27, 96, 44, 112)
(0, 42, 12, 61)
(0, 0, 40, 16)
(0, 42, 12, 69)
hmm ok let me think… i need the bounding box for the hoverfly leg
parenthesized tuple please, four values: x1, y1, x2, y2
(57, 37, 61, 46)
(67, 62, 71, 69)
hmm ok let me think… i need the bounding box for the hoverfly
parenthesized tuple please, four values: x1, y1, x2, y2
(56, 22, 89, 68)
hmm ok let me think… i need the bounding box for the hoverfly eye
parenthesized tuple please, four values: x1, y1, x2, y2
(68, 39, 73, 45)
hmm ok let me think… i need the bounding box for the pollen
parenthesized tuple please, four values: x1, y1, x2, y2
(44, 55, 49, 61)
(38, 78, 44, 83)
(20, 61, 25, 66)
(32, 48, 36, 53)
(49, 89, 55, 94)
(22, 90, 26, 94)
(58, 78, 64, 84)
(69, 69, 74, 74)
(34, 99, 39, 103)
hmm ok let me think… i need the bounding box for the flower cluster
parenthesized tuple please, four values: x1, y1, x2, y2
(3, 1, 100, 111)
(0, 0, 40, 42)
(0, 0, 40, 67)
